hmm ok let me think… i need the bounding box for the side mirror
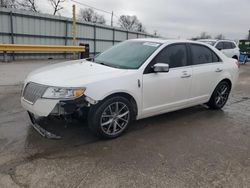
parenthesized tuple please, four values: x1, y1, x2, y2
(152, 63, 169, 73)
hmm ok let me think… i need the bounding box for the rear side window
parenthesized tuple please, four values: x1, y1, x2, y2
(152, 44, 188, 68)
(231, 42, 236, 48)
(212, 52, 221, 62)
(190, 44, 213, 64)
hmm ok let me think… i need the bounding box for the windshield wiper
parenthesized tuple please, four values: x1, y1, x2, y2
(98, 62, 123, 69)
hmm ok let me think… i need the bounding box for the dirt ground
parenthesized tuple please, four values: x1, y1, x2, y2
(0, 61, 250, 188)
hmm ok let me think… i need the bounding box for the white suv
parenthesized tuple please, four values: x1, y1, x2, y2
(198, 39, 240, 60)
(21, 39, 239, 139)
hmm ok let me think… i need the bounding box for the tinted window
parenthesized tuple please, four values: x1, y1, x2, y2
(190, 44, 213, 64)
(212, 52, 221, 62)
(231, 42, 236, 48)
(215, 42, 223, 50)
(223, 42, 232, 49)
(152, 44, 188, 68)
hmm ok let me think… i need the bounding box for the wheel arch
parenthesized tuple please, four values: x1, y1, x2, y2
(213, 78, 232, 94)
(209, 77, 232, 99)
(220, 78, 232, 89)
(100, 92, 139, 117)
(207, 78, 232, 109)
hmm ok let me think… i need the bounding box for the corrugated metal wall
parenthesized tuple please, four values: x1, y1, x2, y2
(0, 8, 156, 61)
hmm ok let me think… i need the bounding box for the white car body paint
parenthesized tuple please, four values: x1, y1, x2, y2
(21, 39, 239, 119)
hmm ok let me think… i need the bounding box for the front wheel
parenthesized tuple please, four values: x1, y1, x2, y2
(207, 81, 231, 109)
(88, 96, 133, 139)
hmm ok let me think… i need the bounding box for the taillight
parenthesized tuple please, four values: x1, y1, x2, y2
(235, 60, 240, 68)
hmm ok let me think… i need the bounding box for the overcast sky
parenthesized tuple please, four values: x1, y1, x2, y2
(38, 0, 250, 40)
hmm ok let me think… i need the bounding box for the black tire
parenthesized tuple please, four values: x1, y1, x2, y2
(88, 96, 134, 139)
(207, 81, 231, 109)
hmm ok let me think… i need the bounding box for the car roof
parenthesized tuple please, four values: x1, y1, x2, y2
(130, 38, 210, 46)
(198, 39, 217, 42)
(129, 38, 227, 61)
(198, 39, 236, 43)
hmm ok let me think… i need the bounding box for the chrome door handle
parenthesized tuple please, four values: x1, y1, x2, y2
(215, 68, 223, 72)
(181, 75, 191, 78)
(181, 72, 191, 78)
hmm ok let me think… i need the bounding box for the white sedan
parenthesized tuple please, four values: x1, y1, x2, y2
(21, 39, 239, 138)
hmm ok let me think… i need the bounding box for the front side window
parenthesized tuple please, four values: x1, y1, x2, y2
(94, 40, 161, 69)
(190, 44, 213, 65)
(151, 44, 188, 68)
(215, 42, 223, 50)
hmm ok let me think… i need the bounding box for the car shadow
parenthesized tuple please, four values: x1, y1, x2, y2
(128, 104, 225, 132)
(23, 104, 226, 156)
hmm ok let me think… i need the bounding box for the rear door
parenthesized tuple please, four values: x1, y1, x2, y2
(189, 44, 223, 103)
(142, 43, 192, 116)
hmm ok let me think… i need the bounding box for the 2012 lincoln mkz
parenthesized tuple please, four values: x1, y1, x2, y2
(21, 39, 239, 138)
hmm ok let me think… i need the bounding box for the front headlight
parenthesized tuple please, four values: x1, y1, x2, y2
(42, 87, 86, 99)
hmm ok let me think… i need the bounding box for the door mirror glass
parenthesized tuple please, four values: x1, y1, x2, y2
(153, 63, 169, 73)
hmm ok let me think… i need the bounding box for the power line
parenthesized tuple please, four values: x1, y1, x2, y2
(70, 0, 121, 27)
(70, 0, 112, 15)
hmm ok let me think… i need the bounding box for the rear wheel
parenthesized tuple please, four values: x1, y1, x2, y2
(207, 81, 231, 109)
(88, 96, 133, 138)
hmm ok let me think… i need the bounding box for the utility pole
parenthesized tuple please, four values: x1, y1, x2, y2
(72, 4, 77, 58)
(111, 11, 114, 27)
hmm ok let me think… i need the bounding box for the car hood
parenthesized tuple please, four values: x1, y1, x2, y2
(25, 59, 128, 87)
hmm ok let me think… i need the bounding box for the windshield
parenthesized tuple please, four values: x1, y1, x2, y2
(94, 40, 161, 69)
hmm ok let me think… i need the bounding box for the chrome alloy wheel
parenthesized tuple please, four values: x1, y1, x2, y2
(100, 102, 130, 136)
(215, 84, 230, 107)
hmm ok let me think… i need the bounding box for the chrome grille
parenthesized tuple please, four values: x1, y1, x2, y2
(23, 82, 48, 104)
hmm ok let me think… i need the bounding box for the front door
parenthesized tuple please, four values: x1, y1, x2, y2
(142, 44, 192, 117)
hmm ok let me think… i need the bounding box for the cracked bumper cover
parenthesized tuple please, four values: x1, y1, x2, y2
(21, 96, 91, 117)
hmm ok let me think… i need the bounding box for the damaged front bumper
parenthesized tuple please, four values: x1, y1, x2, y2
(28, 112, 62, 139)
(21, 95, 93, 117)
(22, 96, 95, 139)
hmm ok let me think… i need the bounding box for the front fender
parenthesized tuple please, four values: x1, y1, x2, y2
(84, 74, 142, 117)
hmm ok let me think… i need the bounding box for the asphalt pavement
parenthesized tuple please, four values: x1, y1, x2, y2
(0, 60, 250, 188)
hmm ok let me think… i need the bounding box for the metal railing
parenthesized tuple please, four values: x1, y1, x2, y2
(0, 44, 85, 62)
(0, 44, 85, 52)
